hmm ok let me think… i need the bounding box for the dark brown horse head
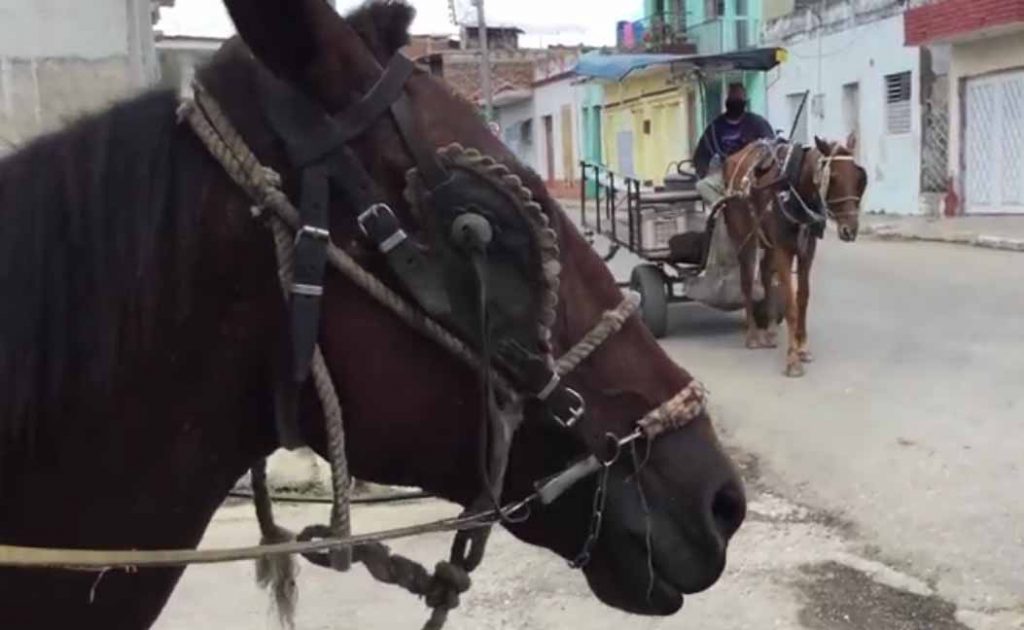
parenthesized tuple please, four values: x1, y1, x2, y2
(218, 0, 745, 615)
(813, 136, 867, 242)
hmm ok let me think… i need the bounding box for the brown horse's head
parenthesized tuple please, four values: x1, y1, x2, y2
(814, 136, 867, 242)
(218, 0, 745, 615)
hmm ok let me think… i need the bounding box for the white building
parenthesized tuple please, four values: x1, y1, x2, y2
(906, 0, 1024, 215)
(0, 0, 169, 150)
(764, 0, 936, 215)
(494, 49, 585, 198)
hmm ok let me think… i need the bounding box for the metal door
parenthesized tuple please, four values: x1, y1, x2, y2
(964, 71, 1024, 214)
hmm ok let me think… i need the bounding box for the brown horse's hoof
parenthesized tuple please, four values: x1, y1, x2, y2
(746, 330, 775, 349)
(799, 349, 815, 363)
(785, 361, 805, 378)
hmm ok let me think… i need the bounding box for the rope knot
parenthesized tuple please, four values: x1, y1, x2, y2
(425, 562, 472, 609)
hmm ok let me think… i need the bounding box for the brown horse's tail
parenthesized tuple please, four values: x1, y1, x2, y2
(251, 459, 299, 628)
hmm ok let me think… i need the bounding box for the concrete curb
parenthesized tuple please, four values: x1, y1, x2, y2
(862, 224, 1024, 253)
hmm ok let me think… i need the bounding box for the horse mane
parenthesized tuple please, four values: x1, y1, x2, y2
(0, 90, 201, 455)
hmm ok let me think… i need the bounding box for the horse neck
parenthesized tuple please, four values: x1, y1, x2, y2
(796, 146, 824, 199)
(0, 96, 280, 550)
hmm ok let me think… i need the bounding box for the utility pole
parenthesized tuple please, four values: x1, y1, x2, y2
(473, 0, 494, 122)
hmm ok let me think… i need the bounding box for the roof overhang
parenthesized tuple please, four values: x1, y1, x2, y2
(573, 47, 787, 82)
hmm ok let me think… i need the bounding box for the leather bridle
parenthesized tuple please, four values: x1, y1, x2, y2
(0, 50, 710, 630)
(246, 46, 711, 573)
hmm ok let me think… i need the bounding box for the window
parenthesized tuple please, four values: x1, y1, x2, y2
(811, 93, 825, 120)
(643, 120, 652, 135)
(705, 0, 725, 18)
(787, 92, 809, 146)
(885, 72, 912, 135)
(842, 82, 860, 155)
(520, 118, 533, 144)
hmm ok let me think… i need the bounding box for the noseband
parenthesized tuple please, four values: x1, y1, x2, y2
(815, 150, 862, 220)
(177, 53, 708, 625)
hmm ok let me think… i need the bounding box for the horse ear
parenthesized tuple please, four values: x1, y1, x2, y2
(347, 1, 416, 60)
(222, 0, 331, 82)
(223, 0, 390, 109)
(814, 135, 832, 154)
(846, 131, 858, 151)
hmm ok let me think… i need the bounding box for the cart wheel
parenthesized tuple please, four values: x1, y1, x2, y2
(630, 264, 669, 338)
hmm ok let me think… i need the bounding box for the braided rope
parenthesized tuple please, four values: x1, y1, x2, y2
(182, 85, 504, 628)
(555, 292, 640, 377)
(637, 380, 708, 439)
(354, 543, 470, 630)
(312, 345, 353, 571)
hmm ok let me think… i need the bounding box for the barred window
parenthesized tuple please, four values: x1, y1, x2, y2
(885, 72, 912, 135)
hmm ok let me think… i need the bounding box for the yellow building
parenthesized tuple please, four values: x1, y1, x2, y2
(577, 48, 786, 187)
(600, 65, 698, 187)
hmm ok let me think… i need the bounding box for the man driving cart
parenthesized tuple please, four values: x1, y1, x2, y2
(685, 81, 774, 311)
(693, 82, 775, 208)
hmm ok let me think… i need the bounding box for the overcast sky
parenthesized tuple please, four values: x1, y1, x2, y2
(156, 0, 639, 48)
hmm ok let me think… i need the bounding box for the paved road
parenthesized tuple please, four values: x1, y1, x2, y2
(158, 235, 1023, 630)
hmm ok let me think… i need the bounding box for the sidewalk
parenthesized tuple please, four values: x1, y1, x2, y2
(556, 197, 1024, 254)
(859, 214, 1024, 252)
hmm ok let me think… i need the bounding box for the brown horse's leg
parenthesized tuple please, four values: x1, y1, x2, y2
(759, 245, 779, 348)
(797, 239, 816, 363)
(739, 242, 763, 349)
(774, 247, 803, 377)
(723, 201, 763, 349)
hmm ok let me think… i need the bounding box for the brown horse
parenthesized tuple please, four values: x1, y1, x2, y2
(721, 135, 867, 377)
(0, 1, 745, 627)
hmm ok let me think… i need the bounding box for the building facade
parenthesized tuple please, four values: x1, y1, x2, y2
(0, 0, 167, 151)
(765, 1, 928, 215)
(906, 0, 1024, 214)
(155, 35, 222, 96)
(601, 65, 696, 184)
(581, 0, 771, 187)
(493, 49, 588, 197)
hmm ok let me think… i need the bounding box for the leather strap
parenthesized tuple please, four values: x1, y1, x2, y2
(258, 55, 416, 168)
(391, 93, 449, 189)
(358, 203, 452, 319)
(290, 164, 331, 382)
(496, 341, 585, 430)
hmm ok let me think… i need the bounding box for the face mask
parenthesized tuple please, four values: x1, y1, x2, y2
(725, 98, 747, 117)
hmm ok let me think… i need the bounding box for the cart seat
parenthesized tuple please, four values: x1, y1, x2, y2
(639, 189, 703, 205)
(667, 232, 709, 266)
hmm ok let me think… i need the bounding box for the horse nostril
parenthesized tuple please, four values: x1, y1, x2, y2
(710, 480, 746, 541)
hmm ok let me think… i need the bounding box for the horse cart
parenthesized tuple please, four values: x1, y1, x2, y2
(574, 47, 789, 338)
(579, 161, 735, 338)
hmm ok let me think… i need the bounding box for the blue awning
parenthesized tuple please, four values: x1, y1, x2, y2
(573, 53, 687, 81)
(573, 47, 787, 81)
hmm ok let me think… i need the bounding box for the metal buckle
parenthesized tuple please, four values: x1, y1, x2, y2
(295, 224, 330, 244)
(553, 387, 585, 429)
(536, 373, 561, 401)
(291, 283, 324, 297)
(357, 203, 407, 254)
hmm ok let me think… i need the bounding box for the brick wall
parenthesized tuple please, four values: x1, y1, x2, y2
(402, 35, 457, 61)
(442, 57, 536, 102)
(906, 0, 1024, 45)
